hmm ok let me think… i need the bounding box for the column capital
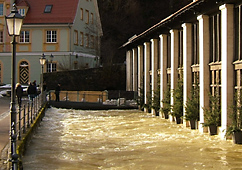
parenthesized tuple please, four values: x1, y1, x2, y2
(182, 23, 192, 28)
(159, 34, 167, 39)
(170, 29, 178, 34)
(197, 14, 209, 21)
(144, 41, 150, 46)
(138, 44, 143, 48)
(219, 4, 234, 11)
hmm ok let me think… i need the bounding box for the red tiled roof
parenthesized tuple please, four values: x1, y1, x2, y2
(16, 0, 79, 24)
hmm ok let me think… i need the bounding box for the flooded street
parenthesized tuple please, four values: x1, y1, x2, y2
(23, 108, 242, 170)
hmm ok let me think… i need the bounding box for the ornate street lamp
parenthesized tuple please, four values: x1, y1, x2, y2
(5, 4, 24, 170)
(50, 53, 54, 72)
(40, 54, 46, 104)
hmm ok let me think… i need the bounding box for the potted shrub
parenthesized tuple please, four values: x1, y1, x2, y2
(171, 77, 183, 124)
(161, 82, 171, 119)
(151, 86, 161, 116)
(143, 91, 152, 113)
(203, 87, 221, 135)
(137, 87, 145, 110)
(184, 77, 199, 129)
(226, 91, 242, 144)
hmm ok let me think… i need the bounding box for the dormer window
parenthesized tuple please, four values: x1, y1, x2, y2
(44, 5, 53, 13)
(18, 9, 25, 16)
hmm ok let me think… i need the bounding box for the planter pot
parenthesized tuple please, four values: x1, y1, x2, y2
(164, 113, 169, 119)
(233, 131, 242, 144)
(209, 125, 217, 135)
(176, 116, 181, 124)
(190, 120, 196, 129)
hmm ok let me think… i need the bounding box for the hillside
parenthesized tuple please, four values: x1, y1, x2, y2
(97, 0, 192, 64)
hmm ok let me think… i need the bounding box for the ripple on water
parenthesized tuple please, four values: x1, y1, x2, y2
(23, 108, 242, 170)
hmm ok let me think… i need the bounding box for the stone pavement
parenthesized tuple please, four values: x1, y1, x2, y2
(0, 97, 10, 154)
(0, 97, 10, 170)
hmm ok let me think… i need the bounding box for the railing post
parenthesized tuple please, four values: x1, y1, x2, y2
(18, 106, 21, 140)
(23, 105, 26, 133)
(77, 91, 79, 102)
(31, 101, 33, 123)
(27, 102, 30, 127)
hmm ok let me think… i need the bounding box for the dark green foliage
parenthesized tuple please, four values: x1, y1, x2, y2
(184, 76, 199, 121)
(203, 87, 221, 127)
(151, 86, 160, 116)
(171, 77, 183, 119)
(226, 90, 242, 137)
(143, 91, 152, 113)
(137, 87, 144, 110)
(43, 65, 126, 91)
(97, 0, 192, 64)
(161, 82, 171, 117)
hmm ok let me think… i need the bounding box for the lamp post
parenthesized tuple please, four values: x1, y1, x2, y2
(5, 4, 24, 170)
(40, 54, 46, 104)
(50, 53, 54, 72)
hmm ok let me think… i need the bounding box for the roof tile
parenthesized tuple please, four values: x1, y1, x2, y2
(17, 0, 79, 24)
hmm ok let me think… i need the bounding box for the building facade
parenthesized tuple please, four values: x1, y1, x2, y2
(0, 0, 103, 85)
(123, 0, 242, 139)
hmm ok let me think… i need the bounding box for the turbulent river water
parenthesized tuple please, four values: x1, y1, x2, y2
(22, 108, 242, 170)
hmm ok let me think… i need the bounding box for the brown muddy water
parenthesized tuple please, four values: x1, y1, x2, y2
(22, 108, 242, 170)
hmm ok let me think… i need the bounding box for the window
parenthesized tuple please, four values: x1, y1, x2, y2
(86, 10, 89, 24)
(0, 3, 3, 16)
(192, 23, 199, 65)
(18, 9, 25, 16)
(0, 31, 3, 43)
(46, 30, 57, 43)
(20, 31, 30, 43)
(44, 5, 53, 13)
(80, 8, 83, 20)
(209, 14, 221, 63)
(47, 62, 57, 72)
(74, 30, 78, 45)
(85, 33, 89, 47)
(90, 35, 94, 48)
(91, 13, 94, 24)
(80, 32, 84, 46)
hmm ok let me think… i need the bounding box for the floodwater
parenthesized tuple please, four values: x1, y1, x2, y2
(23, 108, 242, 170)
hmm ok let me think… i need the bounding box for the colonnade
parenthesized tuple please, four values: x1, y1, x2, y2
(126, 4, 235, 139)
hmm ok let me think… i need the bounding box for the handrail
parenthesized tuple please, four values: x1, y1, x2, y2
(15, 92, 47, 141)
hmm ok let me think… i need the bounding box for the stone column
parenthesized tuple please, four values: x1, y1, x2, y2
(138, 45, 144, 98)
(144, 42, 151, 113)
(151, 39, 159, 115)
(197, 15, 210, 133)
(220, 4, 234, 138)
(182, 23, 193, 126)
(170, 29, 179, 121)
(132, 48, 138, 92)
(159, 34, 168, 117)
(126, 50, 133, 91)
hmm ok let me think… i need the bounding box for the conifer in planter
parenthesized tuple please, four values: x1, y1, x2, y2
(171, 77, 183, 124)
(161, 83, 171, 119)
(184, 76, 199, 129)
(226, 91, 242, 144)
(151, 86, 161, 116)
(137, 87, 145, 110)
(203, 87, 221, 135)
(143, 91, 152, 113)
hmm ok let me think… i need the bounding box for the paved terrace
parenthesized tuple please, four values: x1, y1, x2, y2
(0, 96, 46, 170)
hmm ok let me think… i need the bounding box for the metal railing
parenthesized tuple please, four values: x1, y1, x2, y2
(15, 92, 47, 141)
(49, 90, 108, 103)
